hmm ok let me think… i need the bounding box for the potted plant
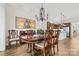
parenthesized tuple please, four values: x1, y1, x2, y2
(37, 29, 44, 34)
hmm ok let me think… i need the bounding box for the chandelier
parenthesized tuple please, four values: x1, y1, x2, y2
(35, 3, 48, 21)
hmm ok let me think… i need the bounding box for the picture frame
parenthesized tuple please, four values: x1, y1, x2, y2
(15, 16, 36, 29)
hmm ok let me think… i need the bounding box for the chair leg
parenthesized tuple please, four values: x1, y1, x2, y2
(51, 48, 53, 56)
(53, 46, 55, 55)
(9, 42, 11, 48)
(16, 41, 18, 46)
(27, 43, 32, 53)
(43, 50, 45, 56)
(49, 48, 53, 56)
(27, 43, 29, 48)
(57, 44, 59, 52)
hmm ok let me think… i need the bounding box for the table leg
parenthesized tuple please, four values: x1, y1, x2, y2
(31, 43, 34, 56)
(27, 43, 32, 53)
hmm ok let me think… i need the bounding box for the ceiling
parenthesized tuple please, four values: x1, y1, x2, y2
(6, 3, 79, 23)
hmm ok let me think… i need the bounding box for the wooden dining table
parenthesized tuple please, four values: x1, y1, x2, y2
(21, 34, 44, 55)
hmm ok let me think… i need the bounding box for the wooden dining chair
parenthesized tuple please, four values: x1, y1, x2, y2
(50, 30, 60, 55)
(33, 30, 53, 56)
(8, 30, 20, 47)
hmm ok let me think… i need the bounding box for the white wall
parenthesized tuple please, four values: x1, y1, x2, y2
(72, 23, 79, 36)
(0, 4, 5, 51)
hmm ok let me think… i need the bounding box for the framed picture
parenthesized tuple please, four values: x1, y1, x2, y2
(15, 16, 36, 29)
(15, 17, 26, 29)
(29, 20, 36, 29)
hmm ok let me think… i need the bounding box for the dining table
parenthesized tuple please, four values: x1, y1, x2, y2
(21, 34, 44, 55)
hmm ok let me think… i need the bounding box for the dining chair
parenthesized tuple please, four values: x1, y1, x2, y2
(33, 30, 53, 56)
(50, 30, 60, 55)
(8, 30, 20, 47)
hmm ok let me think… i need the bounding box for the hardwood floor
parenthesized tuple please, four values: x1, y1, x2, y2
(0, 44, 30, 56)
(58, 36, 79, 56)
(0, 36, 79, 56)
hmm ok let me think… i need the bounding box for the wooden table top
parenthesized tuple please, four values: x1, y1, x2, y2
(22, 34, 44, 42)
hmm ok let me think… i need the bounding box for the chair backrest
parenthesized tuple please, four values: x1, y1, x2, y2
(50, 30, 60, 45)
(19, 30, 35, 36)
(43, 30, 60, 55)
(19, 30, 35, 40)
(19, 31, 27, 36)
(47, 22, 61, 30)
(44, 30, 53, 55)
(8, 30, 18, 39)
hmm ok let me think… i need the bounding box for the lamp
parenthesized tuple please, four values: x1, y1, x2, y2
(35, 3, 48, 21)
